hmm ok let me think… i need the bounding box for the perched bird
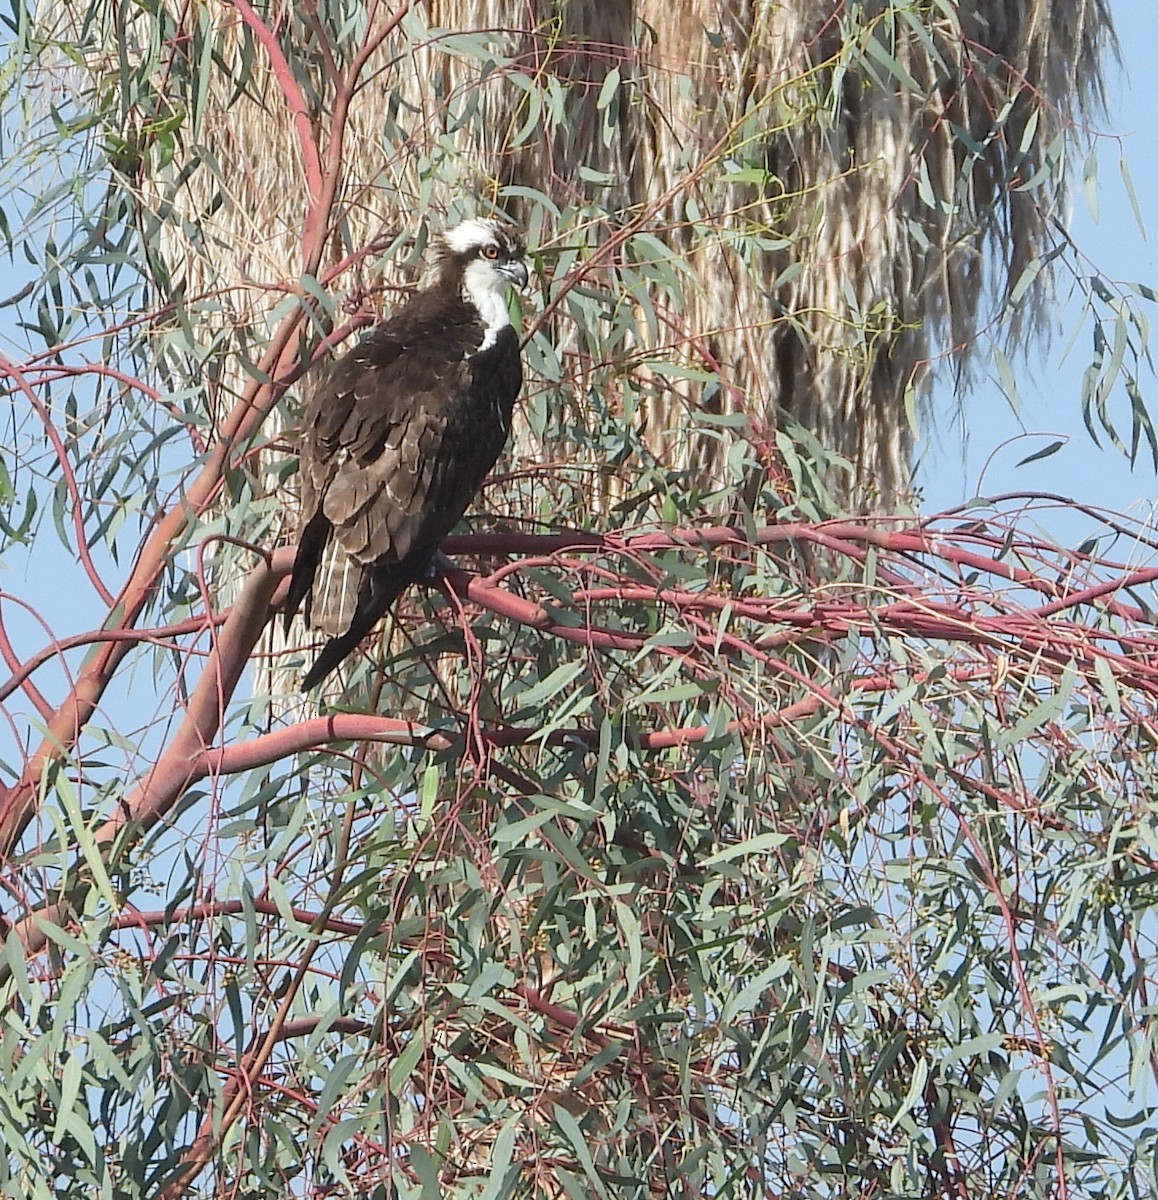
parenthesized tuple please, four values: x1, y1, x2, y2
(283, 218, 528, 689)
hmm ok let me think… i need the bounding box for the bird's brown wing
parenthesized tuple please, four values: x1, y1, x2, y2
(287, 300, 486, 634)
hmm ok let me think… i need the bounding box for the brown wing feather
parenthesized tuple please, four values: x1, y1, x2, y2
(319, 403, 453, 565)
(285, 289, 515, 641)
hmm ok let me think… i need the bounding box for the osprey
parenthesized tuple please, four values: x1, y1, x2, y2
(284, 218, 528, 689)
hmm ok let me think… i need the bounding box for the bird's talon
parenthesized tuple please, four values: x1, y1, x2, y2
(427, 550, 459, 580)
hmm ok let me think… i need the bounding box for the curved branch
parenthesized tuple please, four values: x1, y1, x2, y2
(0, 611, 229, 704)
(4, 548, 287, 964)
(6, 504, 1157, 969)
(0, 593, 56, 719)
(0, 3, 415, 858)
(0, 352, 115, 607)
(444, 518, 1158, 626)
(201, 695, 824, 778)
(112, 898, 368, 938)
(0, 305, 309, 856)
(229, 0, 324, 203)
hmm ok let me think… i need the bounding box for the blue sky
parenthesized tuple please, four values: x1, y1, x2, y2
(919, 0, 1158, 520)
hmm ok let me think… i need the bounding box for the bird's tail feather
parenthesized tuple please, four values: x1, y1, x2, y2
(300, 560, 422, 690)
(283, 509, 331, 633)
(307, 540, 365, 636)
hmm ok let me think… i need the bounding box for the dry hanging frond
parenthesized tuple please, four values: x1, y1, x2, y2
(34, 0, 1113, 510)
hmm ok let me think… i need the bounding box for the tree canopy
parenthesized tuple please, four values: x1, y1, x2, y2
(1, 1, 1157, 1197)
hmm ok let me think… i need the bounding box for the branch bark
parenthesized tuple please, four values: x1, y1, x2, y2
(4, 549, 285, 966)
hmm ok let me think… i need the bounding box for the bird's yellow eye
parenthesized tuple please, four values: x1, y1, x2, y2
(481, 244, 500, 260)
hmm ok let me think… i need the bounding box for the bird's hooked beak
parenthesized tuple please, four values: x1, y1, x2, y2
(499, 259, 529, 289)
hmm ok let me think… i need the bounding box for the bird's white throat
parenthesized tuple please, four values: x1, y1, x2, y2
(462, 259, 512, 352)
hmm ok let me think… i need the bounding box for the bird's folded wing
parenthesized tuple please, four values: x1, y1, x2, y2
(291, 309, 486, 636)
(321, 406, 448, 565)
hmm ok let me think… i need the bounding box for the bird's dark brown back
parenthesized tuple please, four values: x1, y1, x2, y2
(290, 285, 521, 635)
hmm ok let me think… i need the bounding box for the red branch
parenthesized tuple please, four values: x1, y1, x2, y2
(6, 549, 283, 962)
(0, 352, 115, 606)
(229, 0, 324, 203)
(0, 611, 229, 704)
(202, 697, 823, 778)
(3, 499, 1157, 976)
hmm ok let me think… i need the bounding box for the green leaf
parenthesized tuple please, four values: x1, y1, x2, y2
(596, 67, 620, 111)
(993, 346, 1021, 415)
(1014, 439, 1064, 467)
(553, 1105, 610, 1198)
(701, 831, 790, 866)
(510, 659, 586, 712)
(889, 1056, 929, 1130)
(1083, 148, 1099, 223)
(1120, 155, 1147, 240)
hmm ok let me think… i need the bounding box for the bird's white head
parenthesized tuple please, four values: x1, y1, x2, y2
(440, 217, 527, 279)
(437, 218, 529, 345)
